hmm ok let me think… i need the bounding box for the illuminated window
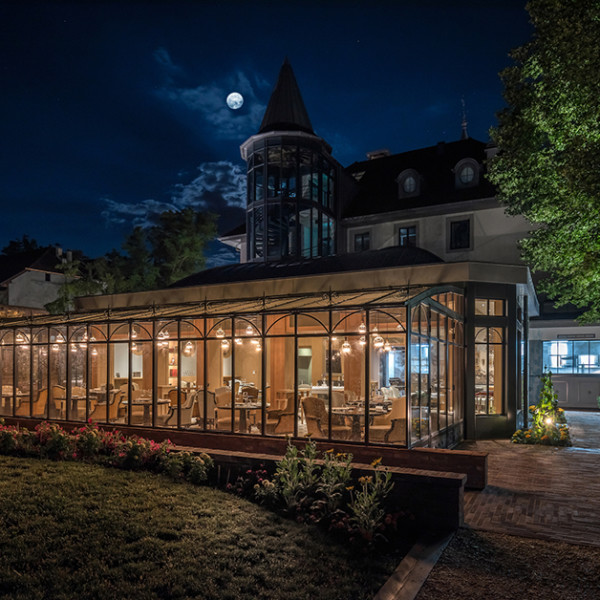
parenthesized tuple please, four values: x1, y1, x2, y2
(398, 225, 416, 248)
(475, 327, 504, 415)
(459, 165, 474, 184)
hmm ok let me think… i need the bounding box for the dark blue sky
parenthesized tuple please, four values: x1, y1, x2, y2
(1, 1, 533, 265)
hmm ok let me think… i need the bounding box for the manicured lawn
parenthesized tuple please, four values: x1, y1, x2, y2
(0, 456, 404, 600)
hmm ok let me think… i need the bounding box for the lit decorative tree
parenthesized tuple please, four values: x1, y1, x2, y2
(512, 371, 571, 445)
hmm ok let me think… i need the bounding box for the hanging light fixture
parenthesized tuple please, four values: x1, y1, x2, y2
(358, 321, 367, 334)
(216, 327, 225, 338)
(183, 341, 195, 356)
(56, 333, 65, 343)
(221, 339, 230, 350)
(131, 328, 138, 339)
(15, 332, 25, 344)
(251, 338, 260, 345)
(373, 335, 384, 348)
(255, 343, 262, 352)
(342, 339, 351, 354)
(245, 324, 253, 335)
(383, 340, 392, 352)
(52, 344, 59, 353)
(234, 338, 243, 345)
(91, 348, 98, 357)
(359, 336, 366, 346)
(70, 343, 78, 353)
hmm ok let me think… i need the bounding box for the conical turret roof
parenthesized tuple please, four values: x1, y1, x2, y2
(258, 58, 314, 135)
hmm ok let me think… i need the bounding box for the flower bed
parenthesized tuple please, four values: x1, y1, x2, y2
(226, 440, 415, 548)
(0, 419, 213, 484)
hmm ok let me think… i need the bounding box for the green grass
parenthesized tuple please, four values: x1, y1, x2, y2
(0, 456, 405, 600)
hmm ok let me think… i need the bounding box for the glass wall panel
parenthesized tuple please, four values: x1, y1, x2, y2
(88, 341, 108, 422)
(33, 342, 49, 419)
(15, 339, 31, 416)
(68, 327, 88, 422)
(265, 336, 295, 436)
(209, 339, 235, 432)
(0, 338, 14, 416)
(234, 336, 262, 434)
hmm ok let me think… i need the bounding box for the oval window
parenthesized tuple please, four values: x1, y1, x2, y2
(403, 175, 416, 193)
(459, 165, 475, 184)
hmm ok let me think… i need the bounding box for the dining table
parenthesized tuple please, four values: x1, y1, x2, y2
(219, 401, 262, 433)
(123, 397, 170, 426)
(331, 405, 387, 440)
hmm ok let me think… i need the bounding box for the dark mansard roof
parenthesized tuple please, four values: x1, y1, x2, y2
(173, 245, 442, 288)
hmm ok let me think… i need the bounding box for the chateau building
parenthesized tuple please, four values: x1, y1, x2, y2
(0, 60, 593, 451)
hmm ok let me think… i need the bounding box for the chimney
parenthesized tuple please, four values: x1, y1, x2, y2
(366, 149, 390, 160)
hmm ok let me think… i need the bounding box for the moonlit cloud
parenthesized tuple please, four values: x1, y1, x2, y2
(154, 49, 266, 139)
(204, 241, 240, 269)
(101, 161, 246, 229)
(174, 161, 246, 209)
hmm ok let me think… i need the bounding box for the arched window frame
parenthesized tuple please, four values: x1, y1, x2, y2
(396, 169, 421, 199)
(453, 158, 480, 189)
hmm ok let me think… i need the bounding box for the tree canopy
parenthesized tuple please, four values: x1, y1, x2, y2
(46, 208, 217, 313)
(488, 0, 600, 322)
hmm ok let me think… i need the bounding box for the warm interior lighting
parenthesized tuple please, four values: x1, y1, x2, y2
(16, 332, 25, 343)
(358, 321, 367, 334)
(235, 338, 243, 345)
(383, 340, 392, 352)
(51, 344, 59, 352)
(373, 335, 384, 348)
(342, 339, 351, 354)
(183, 341, 195, 356)
(245, 324, 254, 335)
(216, 327, 225, 338)
(359, 336, 366, 346)
(91, 348, 98, 357)
(221, 339, 230, 349)
(545, 416, 554, 426)
(255, 343, 262, 352)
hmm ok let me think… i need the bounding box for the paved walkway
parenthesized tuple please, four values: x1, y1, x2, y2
(460, 411, 600, 547)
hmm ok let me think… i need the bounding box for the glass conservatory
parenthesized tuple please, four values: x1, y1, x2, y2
(0, 286, 465, 449)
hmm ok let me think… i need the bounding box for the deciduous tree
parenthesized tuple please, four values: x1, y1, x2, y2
(488, 0, 600, 322)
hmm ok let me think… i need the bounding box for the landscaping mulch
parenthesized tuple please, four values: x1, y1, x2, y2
(417, 528, 600, 600)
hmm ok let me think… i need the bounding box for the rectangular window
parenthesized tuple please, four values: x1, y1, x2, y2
(542, 340, 600, 375)
(354, 232, 370, 252)
(398, 225, 416, 248)
(449, 218, 471, 250)
(475, 326, 504, 415)
(45, 273, 51, 282)
(475, 298, 505, 316)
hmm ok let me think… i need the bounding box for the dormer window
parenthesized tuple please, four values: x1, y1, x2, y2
(396, 169, 420, 199)
(454, 159, 479, 189)
(403, 176, 416, 193)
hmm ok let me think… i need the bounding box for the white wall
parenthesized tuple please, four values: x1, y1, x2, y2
(346, 205, 532, 266)
(7, 270, 65, 309)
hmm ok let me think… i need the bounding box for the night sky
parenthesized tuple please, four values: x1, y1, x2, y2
(1, 1, 533, 266)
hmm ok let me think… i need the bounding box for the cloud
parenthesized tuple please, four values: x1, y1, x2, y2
(204, 240, 240, 269)
(154, 50, 267, 139)
(174, 161, 246, 209)
(102, 161, 247, 231)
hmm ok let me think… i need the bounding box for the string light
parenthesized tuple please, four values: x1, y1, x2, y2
(358, 322, 367, 334)
(342, 340, 351, 354)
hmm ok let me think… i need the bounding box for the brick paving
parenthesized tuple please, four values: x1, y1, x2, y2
(460, 411, 600, 547)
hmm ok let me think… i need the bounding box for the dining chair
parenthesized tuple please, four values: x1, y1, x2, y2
(301, 396, 352, 440)
(369, 396, 407, 443)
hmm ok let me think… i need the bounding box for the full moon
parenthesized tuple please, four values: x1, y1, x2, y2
(226, 92, 244, 110)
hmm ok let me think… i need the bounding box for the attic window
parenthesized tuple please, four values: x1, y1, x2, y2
(396, 169, 420, 198)
(352, 171, 365, 181)
(403, 176, 416, 193)
(454, 159, 479, 189)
